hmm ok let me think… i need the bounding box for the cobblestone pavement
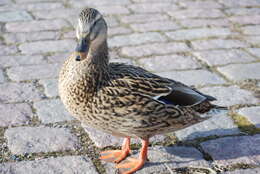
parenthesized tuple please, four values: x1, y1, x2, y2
(0, 0, 260, 174)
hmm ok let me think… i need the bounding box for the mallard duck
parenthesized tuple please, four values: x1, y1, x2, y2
(59, 8, 226, 174)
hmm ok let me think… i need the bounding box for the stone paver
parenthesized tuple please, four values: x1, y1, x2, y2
(4, 31, 60, 44)
(34, 99, 74, 124)
(201, 134, 260, 166)
(130, 21, 180, 32)
(0, 103, 32, 127)
(217, 63, 260, 81)
(180, 18, 230, 28)
(226, 8, 260, 16)
(219, 0, 260, 7)
(247, 48, 260, 59)
(238, 106, 260, 128)
(137, 55, 201, 72)
(0, 69, 4, 83)
(192, 49, 256, 66)
(0, 11, 32, 22)
(0, 55, 46, 67)
(5, 19, 69, 32)
(157, 69, 226, 86)
(121, 42, 190, 58)
(175, 112, 240, 141)
(5, 127, 79, 154)
(166, 28, 232, 41)
(82, 124, 165, 148)
(19, 40, 76, 54)
(168, 9, 225, 19)
(16, 2, 64, 11)
(200, 86, 259, 106)
(129, 3, 178, 13)
(245, 36, 260, 46)
(7, 64, 60, 81)
(229, 15, 260, 25)
(120, 13, 169, 24)
(241, 25, 260, 35)
(0, 45, 18, 56)
(39, 79, 58, 97)
(191, 39, 248, 50)
(0, 83, 42, 103)
(221, 168, 260, 174)
(108, 32, 166, 47)
(104, 146, 209, 174)
(0, 156, 98, 174)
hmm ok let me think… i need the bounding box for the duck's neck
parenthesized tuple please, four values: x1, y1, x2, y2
(85, 41, 110, 91)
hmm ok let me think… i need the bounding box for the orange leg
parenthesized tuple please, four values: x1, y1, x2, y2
(116, 139, 149, 174)
(100, 137, 131, 163)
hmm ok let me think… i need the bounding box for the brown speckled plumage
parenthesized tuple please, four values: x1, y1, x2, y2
(59, 8, 226, 174)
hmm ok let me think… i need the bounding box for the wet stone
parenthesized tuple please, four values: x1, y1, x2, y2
(0, 156, 98, 174)
(238, 106, 260, 128)
(217, 63, 260, 81)
(175, 113, 240, 141)
(0, 103, 33, 127)
(200, 86, 259, 107)
(82, 124, 166, 148)
(7, 64, 60, 81)
(5, 127, 79, 154)
(137, 55, 200, 72)
(0, 83, 42, 103)
(34, 99, 74, 124)
(201, 134, 260, 166)
(157, 70, 225, 87)
(104, 146, 209, 174)
(39, 79, 58, 97)
(192, 49, 255, 66)
(0, 11, 32, 22)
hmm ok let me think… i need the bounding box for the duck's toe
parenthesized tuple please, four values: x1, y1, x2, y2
(116, 157, 146, 174)
(100, 150, 129, 163)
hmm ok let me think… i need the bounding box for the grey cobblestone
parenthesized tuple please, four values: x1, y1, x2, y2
(175, 112, 240, 141)
(82, 124, 165, 148)
(129, 3, 178, 13)
(34, 99, 74, 124)
(19, 40, 76, 54)
(0, 55, 46, 67)
(192, 49, 256, 66)
(108, 26, 132, 37)
(47, 53, 68, 63)
(0, 156, 98, 174)
(5, 127, 79, 154)
(200, 86, 259, 106)
(166, 28, 232, 41)
(191, 39, 248, 50)
(16, 2, 64, 11)
(221, 168, 260, 174)
(0, 0, 11, 5)
(109, 32, 166, 47)
(97, 5, 130, 15)
(130, 21, 180, 32)
(217, 63, 260, 81)
(7, 64, 60, 81)
(179, 1, 222, 9)
(137, 55, 201, 72)
(39, 79, 58, 98)
(0, 45, 18, 56)
(32, 9, 77, 20)
(245, 36, 260, 45)
(168, 9, 225, 19)
(238, 106, 260, 128)
(70, 0, 130, 7)
(121, 42, 190, 58)
(229, 15, 260, 25)
(219, 0, 260, 7)
(6, 19, 70, 32)
(0, 69, 4, 83)
(201, 134, 260, 166)
(0, 83, 42, 103)
(247, 48, 260, 59)
(3, 31, 60, 44)
(104, 146, 209, 174)
(120, 13, 169, 24)
(241, 25, 260, 35)
(0, 103, 32, 127)
(157, 70, 226, 86)
(0, 11, 32, 22)
(226, 8, 260, 16)
(179, 18, 230, 28)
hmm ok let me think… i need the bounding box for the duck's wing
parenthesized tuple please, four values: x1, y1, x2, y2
(109, 63, 216, 108)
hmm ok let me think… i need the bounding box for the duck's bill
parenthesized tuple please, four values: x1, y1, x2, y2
(75, 38, 89, 61)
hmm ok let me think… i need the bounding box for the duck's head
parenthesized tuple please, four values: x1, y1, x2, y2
(75, 8, 107, 61)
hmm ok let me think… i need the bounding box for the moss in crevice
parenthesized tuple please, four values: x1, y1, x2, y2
(229, 112, 260, 135)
